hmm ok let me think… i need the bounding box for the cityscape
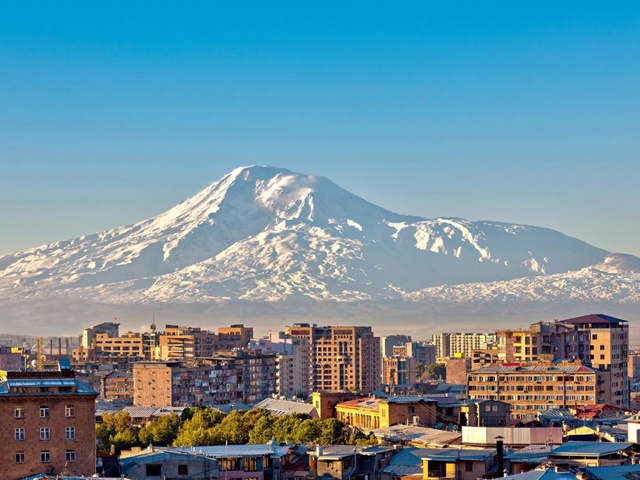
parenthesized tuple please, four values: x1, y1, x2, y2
(2, 313, 640, 478)
(2, 3, 639, 480)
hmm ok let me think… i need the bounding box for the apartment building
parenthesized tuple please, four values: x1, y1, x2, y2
(381, 335, 412, 358)
(284, 324, 381, 393)
(158, 324, 253, 360)
(133, 350, 276, 407)
(431, 332, 496, 360)
(467, 361, 601, 420)
(495, 314, 630, 406)
(405, 341, 437, 366)
(382, 356, 416, 386)
(82, 322, 120, 349)
(558, 314, 629, 406)
(0, 367, 98, 478)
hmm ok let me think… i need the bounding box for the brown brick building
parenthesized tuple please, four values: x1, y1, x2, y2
(0, 368, 98, 478)
(284, 324, 381, 393)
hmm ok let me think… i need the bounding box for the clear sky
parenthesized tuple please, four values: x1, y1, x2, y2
(1, 2, 639, 257)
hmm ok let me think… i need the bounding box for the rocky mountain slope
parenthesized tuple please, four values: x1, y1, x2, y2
(0, 166, 636, 320)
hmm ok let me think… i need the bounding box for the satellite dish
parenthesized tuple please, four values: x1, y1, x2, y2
(31, 359, 37, 368)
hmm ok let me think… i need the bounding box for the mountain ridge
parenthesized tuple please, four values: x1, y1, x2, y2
(0, 166, 636, 326)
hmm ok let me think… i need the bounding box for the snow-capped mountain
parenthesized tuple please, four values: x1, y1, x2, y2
(0, 166, 635, 317)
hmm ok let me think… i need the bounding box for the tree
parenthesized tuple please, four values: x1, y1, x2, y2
(111, 428, 139, 451)
(248, 415, 275, 444)
(422, 363, 446, 381)
(319, 418, 345, 444)
(272, 413, 310, 443)
(139, 413, 181, 446)
(173, 408, 226, 447)
(291, 418, 322, 444)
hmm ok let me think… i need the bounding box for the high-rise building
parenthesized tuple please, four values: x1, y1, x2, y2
(0, 366, 98, 478)
(284, 324, 381, 393)
(382, 356, 416, 386)
(431, 332, 495, 360)
(405, 341, 437, 366)
(381, 335, 412, 358)
(133, 350, 276, 407)
(558, 314, 629, 406)
(82, 322, 119, 349)
(496, 314, 630, 406)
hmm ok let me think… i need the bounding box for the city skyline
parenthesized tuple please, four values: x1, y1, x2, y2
(2, 3, 639, 257)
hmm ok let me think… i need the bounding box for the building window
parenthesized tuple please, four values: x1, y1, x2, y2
(146, 464, 162, 476)
(15, 452, 25, 464)
(14, 406, 25, 419)
(40, 428, 51, 441)
(40, 450, 51, 463)
(65, 426, 76, 440)
(178, 464, 188, 475)
(65, 405, 75, 417)
(66, 450, 76, 462)
(244, 457, 258, 472)
(15, 428, 26, 441)
(601, 355, 605, 360)
(40, 406, 49, 418)
(465, 461, 473, 472)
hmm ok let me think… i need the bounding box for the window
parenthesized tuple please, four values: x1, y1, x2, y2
(14, 406, 25, 418)
(465, 461, 473, 472)
(146, 464, 162, 476)
(66, 450, 76, 462)
(15, 428, 25, 441)
(15, 452, 25, 464)
(178, 464, 188, 475)
(600, 355, 605, 360)
(65, 427, 76, 440)
(244, 457, 258, 472)
(600, 345, 605, 351)
(40, 428, 50, 441)
(65, 405, 75, 417)
(40, 406, 49, 418)
(40, 450, 50, 463)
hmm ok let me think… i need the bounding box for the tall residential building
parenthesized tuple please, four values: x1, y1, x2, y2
(82, 322, 119, 349)
(467, 360, 601, 420)
(157, 324, 254, 360)
(431, 332, 496, 359)
(133, 350, 276, 407)
(284, 324, 381, 393)
(558, 314, 629, 406)
(0, 366, 98, 478)
(405, 341, 437, 366)
(496, 314, 630, 406)
(381, 335, 412, 358)
(431, 333, 451, 359)
(382, 356, 416, 386)
(629, 352, 640, 383)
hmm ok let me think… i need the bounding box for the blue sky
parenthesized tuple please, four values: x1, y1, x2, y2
(1, 2, 639, 256)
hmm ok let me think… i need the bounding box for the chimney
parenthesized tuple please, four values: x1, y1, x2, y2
(495, 436, 504, 478)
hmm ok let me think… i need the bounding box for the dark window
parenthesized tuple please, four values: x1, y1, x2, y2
(178, 464, 188, 475)
(465, 461, 473, 472)
(40, 450, 50, 463)
(15, 452, 25, 463)
(66, 450, 76, 462)
(146, 464, 162, 476)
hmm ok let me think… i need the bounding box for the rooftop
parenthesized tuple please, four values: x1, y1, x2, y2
(550, 441, 633, 457)
(558, 314, 628, 325)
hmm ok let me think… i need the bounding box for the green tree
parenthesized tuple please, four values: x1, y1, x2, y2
(139, 413, 181, 446)
(248, 415, 275, 444)
(319, 418, 345, 444)
(173, 408, 226, 447)
(272, 413, 310, 443)
(422, 363, 446, 381)
(291, 418, 323, 444)
(110, 428, 139, 450)
(212, 410, 251, 444)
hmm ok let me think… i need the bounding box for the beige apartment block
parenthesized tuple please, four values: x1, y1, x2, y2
(467, 361, 601, 420)
(285, 324, 381, 393)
